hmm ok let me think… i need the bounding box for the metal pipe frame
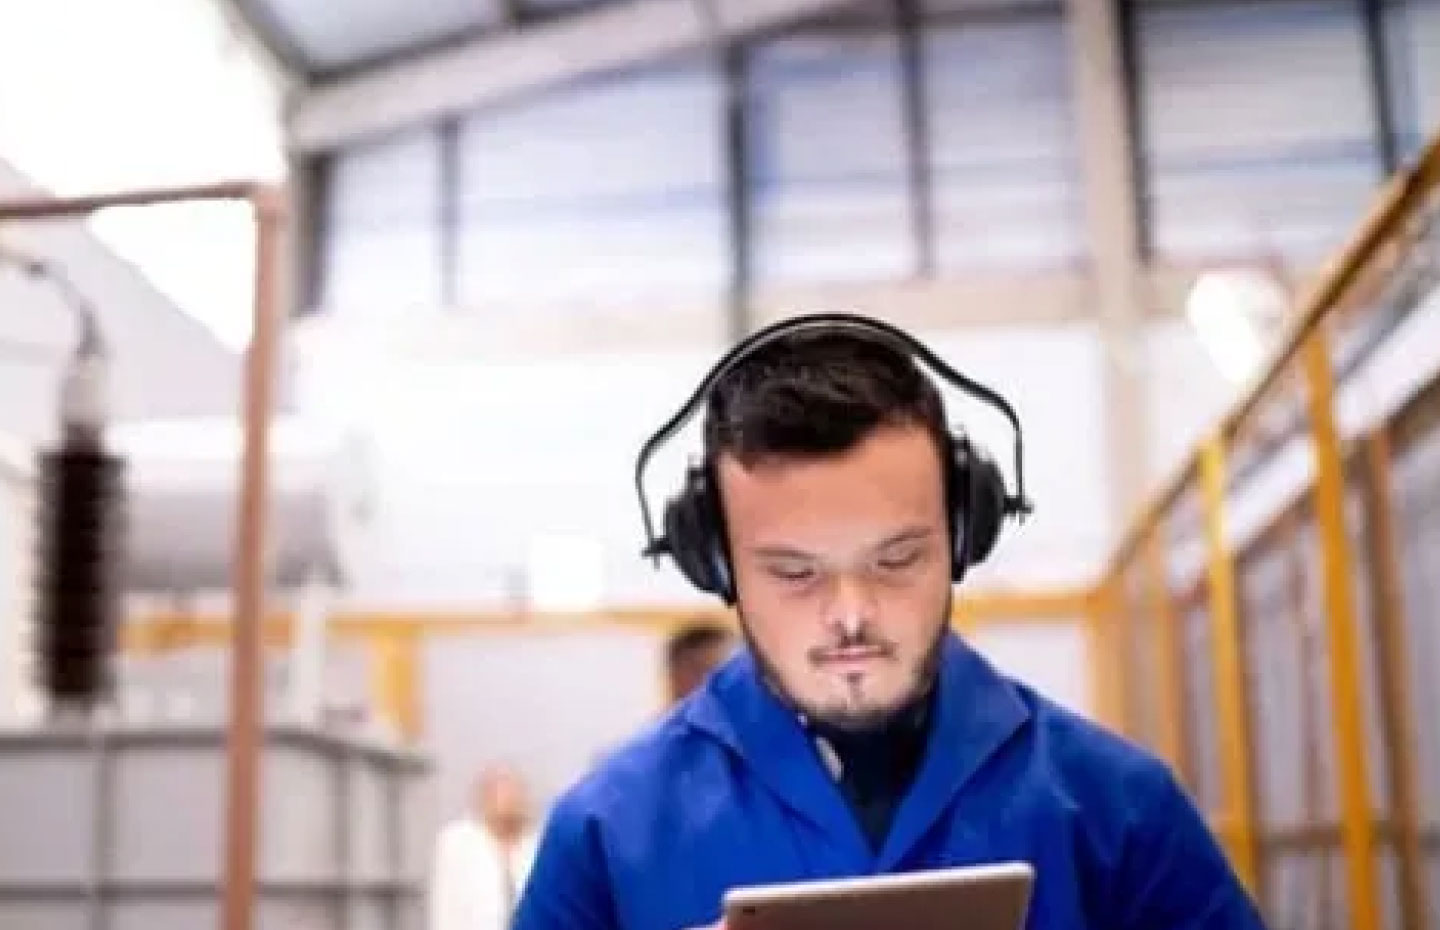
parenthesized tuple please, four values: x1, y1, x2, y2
(1199, 436, 1260, 893)
(1107, 133, 1440, 928)
(1298, 306, 1380, 930)
(1106, 133, 1440, 577)
(1360, 426, 1431, 930)
(1143, 531, 1190, 782)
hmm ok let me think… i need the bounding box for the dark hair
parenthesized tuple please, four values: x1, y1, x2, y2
(665, 622, 732, 670)
(702, 329, 950, 471)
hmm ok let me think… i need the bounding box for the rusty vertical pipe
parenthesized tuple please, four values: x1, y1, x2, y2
(220, 187, 285, 930)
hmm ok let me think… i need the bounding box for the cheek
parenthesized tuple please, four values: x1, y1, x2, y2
(736, 589, 805, 650)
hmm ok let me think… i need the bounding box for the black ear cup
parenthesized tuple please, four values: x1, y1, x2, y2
(950, 437, 1008, 576)
(661, 466, 735, 603)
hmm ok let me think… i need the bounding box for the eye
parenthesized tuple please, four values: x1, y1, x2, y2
(877, 548, 922, 571)
(767, 564, 815, 583)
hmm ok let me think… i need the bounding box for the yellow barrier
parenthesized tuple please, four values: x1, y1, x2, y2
(1100, 132, 1440, 930)
(123, 588, 1097, 743)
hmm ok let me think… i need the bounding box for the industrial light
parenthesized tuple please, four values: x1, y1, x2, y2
(1184, 268, 1290, 387)
(526, 532, 606, 613)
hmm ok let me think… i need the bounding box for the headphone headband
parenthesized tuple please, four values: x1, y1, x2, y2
(634, 312, 1033, 561)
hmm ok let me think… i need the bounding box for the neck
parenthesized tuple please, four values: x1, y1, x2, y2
(807, 686, 936, 852)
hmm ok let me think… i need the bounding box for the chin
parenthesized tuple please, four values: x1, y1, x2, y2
(807, 688, 914, 731)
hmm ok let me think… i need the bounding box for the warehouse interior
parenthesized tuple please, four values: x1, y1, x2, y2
(0, 0, 1437, 927)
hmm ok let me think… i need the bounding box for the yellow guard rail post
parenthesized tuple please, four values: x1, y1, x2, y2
(1198, 435, 1258, 893)
(1301, 331, 1381, 930)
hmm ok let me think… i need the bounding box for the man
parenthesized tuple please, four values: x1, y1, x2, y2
(514, 320, 1265, 929)
(429, 764, 539, 930)
(663, 621, 735, 707)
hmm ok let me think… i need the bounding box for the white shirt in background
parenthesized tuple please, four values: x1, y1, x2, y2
(428, 818, 539, 930)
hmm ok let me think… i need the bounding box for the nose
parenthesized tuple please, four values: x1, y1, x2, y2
(825, 571, 877, 639)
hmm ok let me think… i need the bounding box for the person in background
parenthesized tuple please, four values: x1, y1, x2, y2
(429, 763, 539, 930)
(663, 621, 735, 707)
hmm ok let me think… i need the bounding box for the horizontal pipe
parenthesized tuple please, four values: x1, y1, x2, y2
(123, 588, 1098, 652)
(0, 181, 272, 220)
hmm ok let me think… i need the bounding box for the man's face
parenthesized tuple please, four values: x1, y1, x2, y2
(719, 424, 952, 732)
(475, 766, 529, 841)
(668, 640, 732, 704)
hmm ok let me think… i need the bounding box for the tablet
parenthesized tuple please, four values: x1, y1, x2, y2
(722, 862, 1034, 930)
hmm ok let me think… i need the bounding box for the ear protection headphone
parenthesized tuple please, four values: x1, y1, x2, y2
(634, 312, 1033, 605)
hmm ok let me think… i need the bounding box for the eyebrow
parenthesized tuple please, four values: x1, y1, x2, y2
(749, 526, 936, 561)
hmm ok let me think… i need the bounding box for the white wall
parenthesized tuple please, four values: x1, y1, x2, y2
(0, 158, 243, 443)
(1142, 317, 1238, 488)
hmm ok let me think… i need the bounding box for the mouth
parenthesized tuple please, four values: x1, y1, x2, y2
(814, 646, 891, 672)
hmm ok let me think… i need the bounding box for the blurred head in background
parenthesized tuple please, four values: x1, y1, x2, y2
(473, 764, 532, 846)
(664, 621, 735, 705)
(704, 330, 953, 734)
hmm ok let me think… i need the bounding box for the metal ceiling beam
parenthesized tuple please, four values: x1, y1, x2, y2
(217, 0, 313, 79)
(287, 0, 865, 152)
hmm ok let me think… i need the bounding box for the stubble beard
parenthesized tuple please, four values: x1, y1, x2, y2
(738, 594, 950, 734)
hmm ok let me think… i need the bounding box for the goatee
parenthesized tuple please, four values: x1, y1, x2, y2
(738, 600, 949, 735)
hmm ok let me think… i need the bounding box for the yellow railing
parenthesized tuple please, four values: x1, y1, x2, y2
(1096, 134, 1440, 930)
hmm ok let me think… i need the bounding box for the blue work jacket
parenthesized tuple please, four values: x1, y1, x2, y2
(513, 633, 1265, 930)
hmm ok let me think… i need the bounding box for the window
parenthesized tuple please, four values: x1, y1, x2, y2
(323, 129, 443, 312)
(925, 9, 1084, 270)
(455, 60, 726, 312)
(748, 34, 913, 286)
(1382, 0, 1440, 162)
(1135, 0, 1383, 262)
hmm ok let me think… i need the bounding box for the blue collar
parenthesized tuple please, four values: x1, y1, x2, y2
(684, 631, 1030, 869)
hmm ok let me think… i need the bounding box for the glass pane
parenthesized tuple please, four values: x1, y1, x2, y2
(924, 11, 1084, 271)
(749, 34, 913, 285)
(456, 59, 725, 312)
(1135, 0, 1382, 261)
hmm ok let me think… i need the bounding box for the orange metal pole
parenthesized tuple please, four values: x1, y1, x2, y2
(1301, 333, 1381, 930)
(1199, 436, 1259, 892)
(1362, 427, 1430, 930)
(220, 188, 285, 930)
(370, 631, 421, 742)
(1144, 532, 1188, 779)
(1084, 579, 1127, 733)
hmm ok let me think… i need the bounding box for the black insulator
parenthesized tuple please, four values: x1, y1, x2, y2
(32, 442, 125, 716)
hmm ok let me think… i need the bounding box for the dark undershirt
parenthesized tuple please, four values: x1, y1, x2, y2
(809, 692, 934, 852)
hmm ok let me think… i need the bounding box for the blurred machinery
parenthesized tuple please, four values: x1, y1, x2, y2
(0, 242, 125, 723)
(112, 415, 376, 596)
(112, 413, 382, 732)
(0, 203, 428, 930)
